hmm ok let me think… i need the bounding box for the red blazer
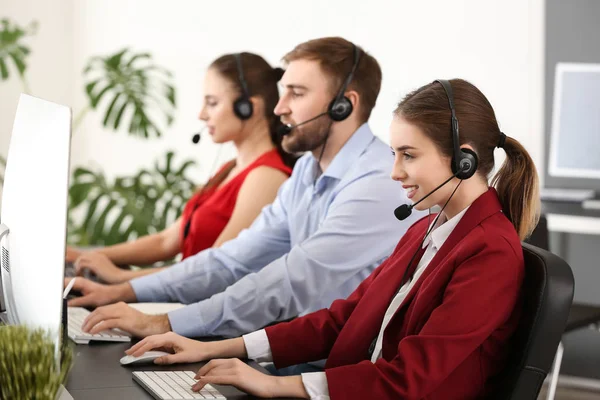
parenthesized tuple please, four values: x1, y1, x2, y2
(266, 188, 524, 399)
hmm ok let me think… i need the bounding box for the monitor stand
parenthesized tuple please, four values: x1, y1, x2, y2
(56, 384, 73, 400)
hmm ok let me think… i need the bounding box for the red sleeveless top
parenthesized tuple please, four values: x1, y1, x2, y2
(179, 149, 292, 259)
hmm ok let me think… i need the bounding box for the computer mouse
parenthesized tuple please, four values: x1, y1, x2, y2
(119, 350, 170, 366)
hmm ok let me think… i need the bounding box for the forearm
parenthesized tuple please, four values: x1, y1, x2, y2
(206, 337, 248, 360)
(273, 376, 310, 399)
(100, 234, 178, 266)
(120, 266, 169, 281)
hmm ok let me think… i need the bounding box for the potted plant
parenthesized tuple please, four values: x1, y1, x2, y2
(0, 325, 73, 400)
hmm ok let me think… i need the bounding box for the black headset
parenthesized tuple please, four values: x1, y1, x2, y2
(434, 79, 478, 180)
(327, 44, 362, 122)
(233, 53, 254, 120)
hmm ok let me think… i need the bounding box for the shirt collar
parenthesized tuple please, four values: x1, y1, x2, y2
(301, 123, 375, 187)
(423, 206, 470, 249)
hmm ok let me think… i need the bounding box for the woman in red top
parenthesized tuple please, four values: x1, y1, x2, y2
(66, 52, 294, 284)
(128, 79, 541, 400)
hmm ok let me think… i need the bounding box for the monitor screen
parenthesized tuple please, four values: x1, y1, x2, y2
(549, 63, 600, 179)
(0, 94, 71, 358)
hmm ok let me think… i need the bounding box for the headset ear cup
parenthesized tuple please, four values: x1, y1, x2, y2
(328, 97, 353, 122)
(454, 148, 478, 180)
(233, 97, 253, 120)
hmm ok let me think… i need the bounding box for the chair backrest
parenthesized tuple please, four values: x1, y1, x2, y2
(525, 214, 549, 251)
(492, 242, 574, 399)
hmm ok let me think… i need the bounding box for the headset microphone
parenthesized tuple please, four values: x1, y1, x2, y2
(394, 79, 479, 222)
(277, 112, 329, 136)
(191, 127, 207, 144)
(394, 166, 467, 221)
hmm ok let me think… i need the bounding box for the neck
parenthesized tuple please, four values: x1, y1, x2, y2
(233, 118, 275, 169)
(441, 178, 488, 220)
(311, 119, 362, 173)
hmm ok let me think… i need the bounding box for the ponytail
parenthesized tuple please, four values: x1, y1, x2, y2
(491, 136, 540, 240)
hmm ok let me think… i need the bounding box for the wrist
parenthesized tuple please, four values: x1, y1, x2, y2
(115, 282, 137, 303)
(152, 314, 172, 334)
(272, 375, 309, 399)
(118, 268, 136, 282)
(206, 337, 246, 359)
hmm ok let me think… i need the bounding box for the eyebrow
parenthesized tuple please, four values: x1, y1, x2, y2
(282, 84, 308, 91)
(391, 145, 417, 152)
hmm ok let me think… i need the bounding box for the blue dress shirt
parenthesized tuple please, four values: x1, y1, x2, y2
(130, 123, 424, 337)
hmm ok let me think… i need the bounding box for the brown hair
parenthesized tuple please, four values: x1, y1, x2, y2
(394, 79, 540, 240)
(282, 37, 382, 123)
(201, 52, 296, 192)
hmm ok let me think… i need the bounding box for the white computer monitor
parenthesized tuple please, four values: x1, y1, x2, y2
(549, 63, 600, 179)
(0, 94, 71, 355)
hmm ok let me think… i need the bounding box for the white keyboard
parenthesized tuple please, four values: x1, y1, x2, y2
(67, 306, 131, 344)
(133, 371, 226, 399)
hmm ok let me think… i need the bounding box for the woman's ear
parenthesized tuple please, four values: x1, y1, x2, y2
(460, 144, 475, 153)
(249, 96, 265, 117)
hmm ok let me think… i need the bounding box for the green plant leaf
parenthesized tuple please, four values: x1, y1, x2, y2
(67, 151, 197, 251)
(0, 18, 36, 84)
(0, 58, 8, 79)
(68, 181, 95, 208)
(82, 48, 176, 138)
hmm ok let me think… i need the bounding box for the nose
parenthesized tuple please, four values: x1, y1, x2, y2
(390, 160, 407, 182)
(198, 104, 208, 121)
(274, 95, 290, 117)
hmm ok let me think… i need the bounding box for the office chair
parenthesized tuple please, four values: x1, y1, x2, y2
(526, 215, 600, 400)
(491, 242, 574, 400)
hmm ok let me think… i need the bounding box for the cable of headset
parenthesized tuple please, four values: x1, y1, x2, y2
(396, 180, 463, 293)
(368, 179, 463, 359)
(311, 45, 362, 191)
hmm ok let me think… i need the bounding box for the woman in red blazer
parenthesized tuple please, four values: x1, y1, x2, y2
(127, 79, 541, 400)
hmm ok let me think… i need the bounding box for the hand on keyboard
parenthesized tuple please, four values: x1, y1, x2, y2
(193, 359, 287, 398)
(64, 277, 134, 307)
(133, 371, 226, 399)
(127, 332, 213, 365)
(81, 301, 171, 338)
(74, 252, 128, 284)
(68, 307, 131, 344)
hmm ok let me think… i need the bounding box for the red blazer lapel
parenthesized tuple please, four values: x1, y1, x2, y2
(383, 188, 505, 340)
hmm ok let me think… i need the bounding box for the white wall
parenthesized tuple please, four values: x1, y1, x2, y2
(3, 0, 545, 188)
(0, 0, 74, 201)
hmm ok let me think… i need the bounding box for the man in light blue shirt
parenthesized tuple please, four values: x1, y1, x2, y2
(67, 37, 423, 338)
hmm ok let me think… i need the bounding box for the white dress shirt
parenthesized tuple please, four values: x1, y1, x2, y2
(243, 207, 470, 399)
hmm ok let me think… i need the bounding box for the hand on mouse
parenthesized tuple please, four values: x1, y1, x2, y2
(126, 332, 210, 364)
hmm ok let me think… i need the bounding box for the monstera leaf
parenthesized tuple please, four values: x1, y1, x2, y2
(0, 18, 37, 92)
(68, 151, 196, 246)
(82, 48, 176, 138)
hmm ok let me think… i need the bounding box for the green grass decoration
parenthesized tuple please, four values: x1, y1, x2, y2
(0, 325, 73, 400)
